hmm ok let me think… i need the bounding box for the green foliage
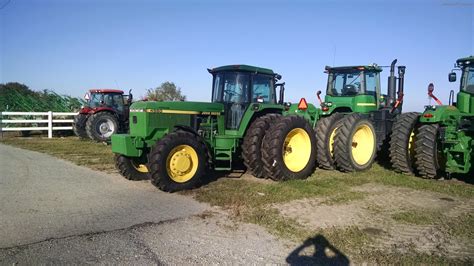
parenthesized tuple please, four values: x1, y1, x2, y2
(146, 82, 186, 101)
(0, 82, 84, 112)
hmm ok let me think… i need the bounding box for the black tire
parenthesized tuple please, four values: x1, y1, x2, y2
(86, 112, 119, 142)
(115, 154, 150, 181)
(242, 113, 282, 178)
(389, 112, 420, 175)
(334, 113, 377, 172)
(414, 124, 445, 179)
(315, 113, 345, 170)
(73, 114, 89, 139)
(262, 115, 317, 181)
(149, 131, 209, 192)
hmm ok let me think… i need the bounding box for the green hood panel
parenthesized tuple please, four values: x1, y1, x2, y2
(419, 105, 461, 123)
(130, 101, 224, 113)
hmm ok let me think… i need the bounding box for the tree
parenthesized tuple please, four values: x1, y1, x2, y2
(146, 82, 186, 101)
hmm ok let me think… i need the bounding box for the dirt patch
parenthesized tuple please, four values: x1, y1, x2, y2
(273, 183, 474, 259)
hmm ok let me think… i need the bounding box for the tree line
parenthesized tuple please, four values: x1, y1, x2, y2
(0, 81, 187, 112)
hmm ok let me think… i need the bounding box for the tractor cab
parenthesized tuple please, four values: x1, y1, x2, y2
(321, 59, 405, 115)
(322, 65, 382, 114)
(448, 56, 474, 114)
(84, 89, 132, 113)
(208, 65, 282, 129)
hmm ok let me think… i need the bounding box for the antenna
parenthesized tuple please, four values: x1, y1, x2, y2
(114, 79, 120, 90)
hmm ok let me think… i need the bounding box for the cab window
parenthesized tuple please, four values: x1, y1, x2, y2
(252, 74, 275, 103)
(365, 72, 378, 96)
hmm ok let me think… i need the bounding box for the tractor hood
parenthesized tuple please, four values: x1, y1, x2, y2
(130, 101, 224, 114)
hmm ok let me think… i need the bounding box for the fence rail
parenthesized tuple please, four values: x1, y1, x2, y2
(0, 111, 78, 138)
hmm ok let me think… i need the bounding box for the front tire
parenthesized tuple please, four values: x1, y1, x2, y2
(242, 113, 282, 178)
(389, 112, 420, 175)
(315, 113, 345, 170)
(414, 124, 445, 179)
(73, 114, 89, 139)
(334, 113, 377, 172)
(115, 154, 150, 181)
(262, 115, 317, 181)
(86, 112, 119, 142)
(149, 131, 209, 192)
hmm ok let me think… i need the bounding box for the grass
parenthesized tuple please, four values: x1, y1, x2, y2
(2, 134, 473, 263)
(391, 210, 444, 225)
(0, 135, 116, 172)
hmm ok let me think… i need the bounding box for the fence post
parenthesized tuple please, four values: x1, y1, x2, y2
(48, 111, 53, 138)
(0, 112, 3, 139)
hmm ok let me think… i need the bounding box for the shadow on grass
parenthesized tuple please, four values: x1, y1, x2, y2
(286, 234, 350, 265)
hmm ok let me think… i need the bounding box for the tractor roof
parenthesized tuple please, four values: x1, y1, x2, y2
(208, 64, 275, 75)
(325, 65, 382, 73)
(89, 89, 124, 94)
(456, 56, 474, 67)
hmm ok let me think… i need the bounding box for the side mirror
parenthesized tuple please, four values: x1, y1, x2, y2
(448, 72, 456, 82)
(428, 83, 434, 94)
(84, 93, 90, 101)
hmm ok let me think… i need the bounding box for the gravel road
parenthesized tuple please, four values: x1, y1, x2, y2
(0, 144, 296, 264)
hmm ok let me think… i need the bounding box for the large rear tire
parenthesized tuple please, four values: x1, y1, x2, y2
(115, 154, 150, 181)
(389, 112, 420, 175)
(73, 114, 89, 139)
(86, 112, 119, 142)
(315, 113, 345, 170)
(242, 113, 282, 178)
(414, 124, 445, 179)
(334, 113, 377, 172)
(262, 115, 317, 181)
(149, 131, 209, 192)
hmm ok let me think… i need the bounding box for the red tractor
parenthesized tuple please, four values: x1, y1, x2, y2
(73, 89, 132, 142)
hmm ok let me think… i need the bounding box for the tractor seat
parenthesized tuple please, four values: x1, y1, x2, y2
(342, 85, 358, 96)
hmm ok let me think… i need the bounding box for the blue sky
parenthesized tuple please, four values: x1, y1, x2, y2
(0, 0, 473, 111)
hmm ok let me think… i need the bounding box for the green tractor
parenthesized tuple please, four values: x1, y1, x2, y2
(409, 56, 474, 179)
(314, 59, 417, 172)
(111, 65, 318, 192)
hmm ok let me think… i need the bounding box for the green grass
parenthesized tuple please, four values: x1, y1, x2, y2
(448, 213, 474, 239)
(2, 135, 473, 264)
(0, 136, 116, 172)
(391, 210, 444, 225)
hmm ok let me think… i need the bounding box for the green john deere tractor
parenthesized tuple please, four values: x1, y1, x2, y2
(408, 56, 474, 179)
(314, 59, 418, 172)
(111, 65, 318, 192)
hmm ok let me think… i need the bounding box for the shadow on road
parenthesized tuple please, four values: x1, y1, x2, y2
(286, 234, 350, 265)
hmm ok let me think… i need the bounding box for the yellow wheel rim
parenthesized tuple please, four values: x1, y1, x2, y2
(408, 130, 415, 158)
(351, 124, 375, 166)
(132, 161, 149, 173)
(329, 126, 339, 156)
(166, 145, 198, 183)
(283, 128, 312, 172)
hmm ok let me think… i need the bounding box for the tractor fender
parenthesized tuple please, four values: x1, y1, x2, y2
(174, 125, 200, 137)
(90, 107, 116, 114)
(79, 106, 117, 115)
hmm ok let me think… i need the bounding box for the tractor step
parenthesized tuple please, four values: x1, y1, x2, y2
(213, 148, 232, 171)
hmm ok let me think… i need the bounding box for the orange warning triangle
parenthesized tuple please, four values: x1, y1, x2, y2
(298, 98, 308, 110)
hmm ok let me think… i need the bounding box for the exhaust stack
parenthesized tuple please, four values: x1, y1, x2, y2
(387, 59, 397, 105)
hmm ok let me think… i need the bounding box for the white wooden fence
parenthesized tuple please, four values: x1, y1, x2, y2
(0, 111, 78, 138)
